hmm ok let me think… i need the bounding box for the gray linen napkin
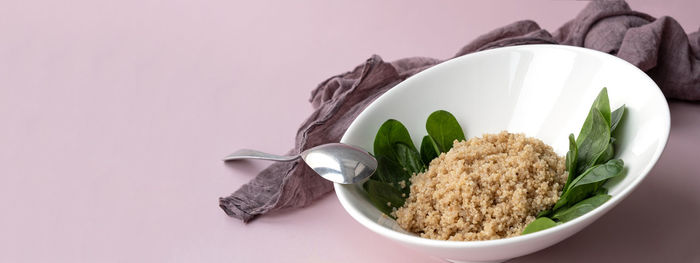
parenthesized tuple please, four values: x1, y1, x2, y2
(220, 0, 700, 222)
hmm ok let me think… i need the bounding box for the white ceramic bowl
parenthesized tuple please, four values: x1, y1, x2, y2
(335, 45, 670, 263)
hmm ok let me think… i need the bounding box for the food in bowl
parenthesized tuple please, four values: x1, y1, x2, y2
(337, 45, 670, 263)
(395, 131, 566, 241)
(364, 88, 626, 241)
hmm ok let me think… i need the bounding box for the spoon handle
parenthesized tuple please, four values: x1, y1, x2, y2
(223, 149, 299, 162)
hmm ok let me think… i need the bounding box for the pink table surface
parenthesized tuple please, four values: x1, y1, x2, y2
(1, 1, 699, 262)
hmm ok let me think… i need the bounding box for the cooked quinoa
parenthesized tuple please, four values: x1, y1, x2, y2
(394, 131, 566, 241)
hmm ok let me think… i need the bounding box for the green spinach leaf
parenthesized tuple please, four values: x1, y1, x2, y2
(534, 89, 623, 233)
(572, 159, 624, 186)
(552, 194, 611, 222)
(563, 133, 578, 191)
(575, 108, 611, 175)
(537, 209, 552, 218)
(554, 159, 624, 210)
(594, 186, 608, 195)
(590, 88, 611, 125)
(425, 110, 465, 153)
(522, 217, 560, 235)
(594, 142, 615, 165)
(372, 119, 423, 189)
(364, 179, 405, 216)
(575, 89, 612, 175)
(374, 119, 419, 162)
(394, 142, 426, 174)
(419, 135, 440, 165)
(373, 155, 411, 186)
(610, 105, 626, 132)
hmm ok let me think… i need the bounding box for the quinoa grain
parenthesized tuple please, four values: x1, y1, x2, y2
(394, 131, 566, 241)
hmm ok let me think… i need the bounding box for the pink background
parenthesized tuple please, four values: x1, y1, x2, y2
(1, 0, 699, 262)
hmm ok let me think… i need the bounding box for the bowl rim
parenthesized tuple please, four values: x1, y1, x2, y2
(334, 44, 671, 248)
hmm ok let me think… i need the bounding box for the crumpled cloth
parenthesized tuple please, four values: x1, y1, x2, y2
(220, 0, 700, 222)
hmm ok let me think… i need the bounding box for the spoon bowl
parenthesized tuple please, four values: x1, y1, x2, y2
(300, 143, 377, 184)
(223, 143, 377, 184)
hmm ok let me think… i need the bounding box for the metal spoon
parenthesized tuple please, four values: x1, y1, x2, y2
(223, 143, 377, 184)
